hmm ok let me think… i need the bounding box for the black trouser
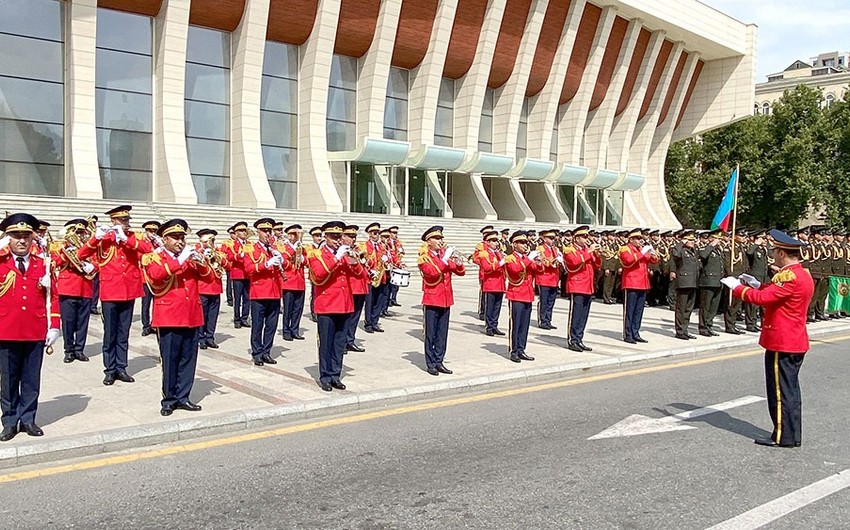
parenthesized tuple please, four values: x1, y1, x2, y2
(764, 351, 805, 446)
(91, 274, 100, 310)
(623, 289, 647, 341)
(567, 293, 592, 346)
(345, 294, 366, 346)
(0, 340, 43, 428)
(281, 289, 305, 338)
(724, 288, 743, 330)
(484, 291, 503, 333)
(367, 283, 387, 328)
(232, 279, 250, 324)
(199, 294, 220, 344)
(667, 276, 677, 308)
(101, 300, 135, 375)
(699, 286, 722, 332)
(225, 272, 233, 305)
(815, 276, 829, 318)
(675, 288, 696, 336)
(141, 284, 153, 332)
(423, 305, 451, 369)
(537, 285, 558, 327)
(477, 281, 485, 320)
(60, 295, 92, 356)
(159, 327, 200, 410)
(317, 313, 348, 384)
(509, 300, 531, 357)
(388, 283, 400, 305)
(250, 299, 279, 361)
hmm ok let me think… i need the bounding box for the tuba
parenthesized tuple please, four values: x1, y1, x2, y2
(202, 236, 225, 277)
(62, 227, 97, 280)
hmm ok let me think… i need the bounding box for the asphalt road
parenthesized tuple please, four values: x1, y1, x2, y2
(3, 336, 850, 529)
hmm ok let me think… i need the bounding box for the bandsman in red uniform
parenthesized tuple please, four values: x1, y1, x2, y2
(474, 225, 495, 321)
(343, 225, 370, 353)
(308, 226, 323, 322)
(363, 223, 389, 333)
(0, 213, 60, 441)
(564, 225, 603, 352)
(243, 218, 286, 366)
(142, 219, 212, 416)
(52, 219, 97, 363)
(378, 228, 404, 318)
(505, 231, 544, 363)
(535, 229, 563, 330)
(387, 226, 404, 308)
(224, 225, 236, 307)
(195, 229, 229, 350)
(224, 222, 251, 328)
(139, 220, 162, 337)
(474, 230, 506, 336)
(724, 229, 815, 448)
(308, 221, 361, 391)
(618, 228, 659, 344)
(279, 224, 307, 341)
(418, 226, 466, 376)
(78, 205, 153, 385)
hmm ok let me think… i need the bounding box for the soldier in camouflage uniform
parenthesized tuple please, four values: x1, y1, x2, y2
(601, 231, 620, 304)
(698, 229, 726, 336)
(744, 229, 769, 331)
(723, 229, 749, 334)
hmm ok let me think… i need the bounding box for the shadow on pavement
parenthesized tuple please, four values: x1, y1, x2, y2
(654, 403, 772, 440)
(128, 354, 160, 375)
(401, 351, 428, 372)
(481, 342, 512, 361)
(191, 379, 224, 404)
(38, 394, 91, 427)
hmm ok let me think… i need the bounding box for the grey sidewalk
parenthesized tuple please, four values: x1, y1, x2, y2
(3, 275, 848, 468)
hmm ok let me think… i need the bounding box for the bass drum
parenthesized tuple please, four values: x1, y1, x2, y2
(390, 268, 410, 287)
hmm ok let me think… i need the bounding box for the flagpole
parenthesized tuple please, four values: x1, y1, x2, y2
(729, 164, 740, 303)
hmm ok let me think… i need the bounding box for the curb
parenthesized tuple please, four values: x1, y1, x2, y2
(3, 323, 849, 470)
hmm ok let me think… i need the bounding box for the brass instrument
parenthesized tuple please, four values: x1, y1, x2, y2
(295, 239, 304, 269)
(201, 236, 225, 276)
(370, 242, 386, 288)
(62, 227, 97, 280)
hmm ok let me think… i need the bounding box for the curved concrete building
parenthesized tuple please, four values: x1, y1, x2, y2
(0, 0, 755, 228)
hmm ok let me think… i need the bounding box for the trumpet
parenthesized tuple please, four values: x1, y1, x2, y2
(62, 228, 97, 280)
(270, 248, 288, 281)
(438, 240, 467, 264)
(201, 237, 225, 276)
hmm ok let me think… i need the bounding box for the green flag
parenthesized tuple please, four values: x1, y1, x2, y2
(827, 277, 850, 313)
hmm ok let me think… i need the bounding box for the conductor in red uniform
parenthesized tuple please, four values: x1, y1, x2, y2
(618, 229, 659, 344)
(724, 229, 815, 448)
(564, 225, 602, 352)
(0, 213, 61, 441)
(142, 219, 212, 416)
(418, 226, 465, 376)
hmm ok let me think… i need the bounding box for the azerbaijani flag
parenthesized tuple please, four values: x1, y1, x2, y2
(710, 167, 738, 230)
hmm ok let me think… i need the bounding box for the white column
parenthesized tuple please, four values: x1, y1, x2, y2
(66, 0, 102, 199)
(525, 0, 586, 159)
(557, 5, 616, 164)
(230, 0, 275, 208)
(357, 0, 402, 139)
(297, 0, 344, 212)
(583, 18, 642, 169)
(492, 0, 548, 157)
(407, 0, 457, 146)
(153, 0, 197, 203)
(453, 0, 507, 150)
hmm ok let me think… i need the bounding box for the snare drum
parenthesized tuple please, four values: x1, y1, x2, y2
(390, 268, 410, 287)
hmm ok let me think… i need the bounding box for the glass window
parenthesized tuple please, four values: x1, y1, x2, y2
(330, 55, 357, 90)
(384, 67, 408, 141)
(185, 100, 229, 140)
(186, 137, 230, 177)
(0, 0, 63, 42)
(268, 180, 296, 209)
(262, 145, 297, 180)
(100, 168, 152, 201)
(435, 78, 454, 147)
(327, 54, 357, 152)
(383, 97, 408, 131)
(260, 111, 297, 148)
(0, 161, 64, 196)
(0, 76, 64, 123)
(604, 190, 624, 226)
(327, 87, 357, 122)
(96, 8, 152, 54)
(0, 120, 63, 164)
(186, 26, 230, 67)
(516, 97, 530, 159)
(478, 88, 495, 153)
(0, 34, 63, 82)
(95, 48, 152, 93)
(387, 68, 409, 97)
(327, 120, 356, 152)
(96, 129, 152, 171)
(550, 115, 559, 162)
(95, 89, 153, 132)
(263, 41, 298, 79)
(185, 63, 229, 104)
(260, 77, 297, 113)
(261, 41, 298, 208)
(191, 174, 229, 205)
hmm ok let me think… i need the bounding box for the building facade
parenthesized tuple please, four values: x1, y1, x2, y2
(756, 55, 850, 116)
(1, 0, 754, 228)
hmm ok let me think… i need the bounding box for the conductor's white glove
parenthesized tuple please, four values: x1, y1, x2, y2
(82, 262, 95, 275)
(528, 250, 540, 261)
(177, 246, 194, 265)
(739, 273, 761, 289)
(113, 225, 127, 244)
(46, 328, 60, 347)
(441, 246, 455, 265)
(720, 276, 739, 290)
(95, 225, 109, 240)
(265, 255, 282, 269)
(335, 245, 349, 261)
(641, 245, 653, 255)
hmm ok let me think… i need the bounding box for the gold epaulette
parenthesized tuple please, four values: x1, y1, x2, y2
(241, 242, 255, 253)
(505, 254, 517, 263)
(563, 245, 577, 255)
(48, 242, 63, 253)
(474, 242, 485, 252)
(418, 243, 428, 255)
(476, 249, 489, 260)
(417, 254, 433, 266)
(618, 245, 629, 253)
(772, 269, 796, 285)
(536, 244, 546, 253)
(221, 239, 234, 248)
(141, 252, 162, 267)
(304, 246, 319, 259)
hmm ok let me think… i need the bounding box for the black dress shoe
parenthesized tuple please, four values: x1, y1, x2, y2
(381, 311, 390, 318)
(320, 382, 333, 391)
(90, 308, 101, 315)
(261, 355, 277, 365)
(141, 328, 153, 337)
(624, 338, 637, 344)
(568, 343, 584, 352)
(745, 326, 760, 332)
(754, 437, 798, 448)
(687, 334, 697, 339)
(437, 364, 453, 374)
(234, 322, 242, 329)
(199, 343, 208, 350)
(330, 380, 346, 390)
(427, 367, 439, 376)
(485, 329, 495, 337)
(548, 325, 557, 330)
(0, 426, 17, 442)
(175, 401, 202, 412)
(21, 423, 43, 437)
(241, 321, 251, 328)
(206, 341, 219, 349)
(726, 328, 743, 335)
(510, 356, 521, 363)
(699, 331, 713, 337)
(346, 344, 365, 353)
(64, 354, 75, 363)
(579, 343, 593, 352)
(75, 352, 89, 362)
(160, 407, 173, 416)
(492, 329, 506, 336)
(115, 371, 135, 383)
(518, 353, 534, 361)
(364, 326, 374, 334)
(253, 359, 264, 366)
(709, 330, 720, 337)
(292, 335, 305, 340)
(373, 325, 385, 333)
(634, 337, 648, 343)
(539, 324, 552, 330)
(282, 334, 293, 342)
(675, 334, 690, 340)
(103, 373, 116, 386)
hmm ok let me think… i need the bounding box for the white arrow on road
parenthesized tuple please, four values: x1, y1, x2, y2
(589, 395, 766, 440)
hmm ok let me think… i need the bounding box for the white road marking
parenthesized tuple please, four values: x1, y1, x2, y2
(706, 468, 850, 530)
(589, 395, 766, 440)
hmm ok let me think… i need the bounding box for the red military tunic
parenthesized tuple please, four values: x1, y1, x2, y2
(242, 242, 286, 300)
(418, 250, 465, 307)
(280, 241, 307, 291)
(78, 231, 152, 301)
(618, 243, 658, 291)
(505, 253, 544, 302)
(732, 263, 814, 354)
(365, 240, 390, 285)
(194, 243, 229, 296)
(142, 250, 211, 328)
(347, 244, 370, 296)
(51, 245, 96, 298)
(534, 244, 561, 288)
(0, 249, 60, 341)
(564, 244, 602, 295)
(308, 246, 361, 314)
(475, 246, 506, 293)
(222, 238, 247, 281)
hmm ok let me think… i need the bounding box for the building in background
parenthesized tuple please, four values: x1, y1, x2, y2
(0, 0, 755, 229)
(756, 51, 850, 115)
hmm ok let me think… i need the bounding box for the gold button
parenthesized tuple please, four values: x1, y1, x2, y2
(22, 296, 26, 300)
(21, 306, 26, 311)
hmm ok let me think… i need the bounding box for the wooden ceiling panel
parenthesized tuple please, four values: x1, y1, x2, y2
(525, 0, 571, 97)
(588, 16, 628, 111)
(488, 0, 533, 89)
(615, 28, 651, 116)
(97, 0, 162, 17)
(675, 60, 705, 129)
(558, 3, 602, 104)
(334, 0, 380, 58)
(391, 0, 439, 69)
(189, 0, 246, 32)
(657, 51, 688, 125)
(637, 39, 673, 121)
(267, 0, 319, 45)
(443, 0, 489, 79)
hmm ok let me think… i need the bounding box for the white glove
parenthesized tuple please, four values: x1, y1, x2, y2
(335, 245, 349, 261)
(265, 255, 282, 269)
(381, 254, 390, 263)
(39, 273, 50, 289)
(0, 235, 9, 251)
(38, 236, 48, 248)
(441, 246, 455, 265)
(528, 250, 540, 261)
(82, 262, 95, 275)
(95, 225, 109, 240)
(739, 273, 761, 289)
(177, 246, 194, 265)
(203, 248, 213, 258)
(499, 258, 506, 267)
(46, 328, 60, 347)
(556, 256, 564, 264)
(720, 276, 739, 289)
(114, 225, 127, 243)
(641, 245, 653, 255)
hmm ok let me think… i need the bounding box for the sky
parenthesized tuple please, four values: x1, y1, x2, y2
(701, 0, 850, 81)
